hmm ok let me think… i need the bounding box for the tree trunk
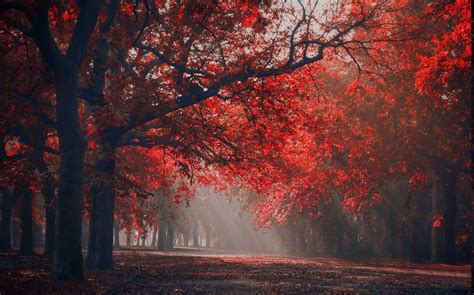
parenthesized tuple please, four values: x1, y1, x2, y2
(307, 219, 319, 256)
(31, 0, 102, 280)
(151, 224, 158, 248)
(299, 219, 309, 254)
(167, 223, 175, 250)
(113, 220, 120, 249)
(53, 72, 87, 280)
(215, 231, 221, 249)
(192, 219, 199, 248)
(86, 144, 115, 269)
(125, 227, 130, 246)
(410, 194, 424, 262)
(83, 0, 120, 268)
(334, 220, 344, 257)
(33, 222, 43, 250)
(442, 171, 458, 264)
(183, 231, 189, 247)
(431, 181, 444, 262)
(0, 188, 13, 252)
(82, 220, 89, 250)
(158, 221, 166, 251)
(205, 225, 211, 248)
(20, 189, 34, 256)
(11, 210, 20, 249)
(348, 227, 358, 258)
(43, 182, 55, 257)
(384, 210, 397, 258)
(363, 218, 375, 258)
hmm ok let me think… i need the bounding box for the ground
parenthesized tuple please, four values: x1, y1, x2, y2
(0, 249, 471, 294)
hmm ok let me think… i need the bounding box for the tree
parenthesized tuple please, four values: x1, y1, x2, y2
(1, 0, 103, 279)
(82, 0, 399, 268)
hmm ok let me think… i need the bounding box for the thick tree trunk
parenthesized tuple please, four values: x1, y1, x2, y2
(86, 144, 115, 269)
(30, 0, 101, 279)
(82, 0, 119, 270)
(20, 189, 34, 256)
(42, 182, 55, 257)
(442, 172, 458, 264)
(0, 188, 13, 252)
(53, 72, 87, 280)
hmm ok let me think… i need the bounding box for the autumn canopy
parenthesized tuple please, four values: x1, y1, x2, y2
(0, 0, 470, 283)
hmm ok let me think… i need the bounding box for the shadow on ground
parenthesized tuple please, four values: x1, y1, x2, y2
(0, 251, 470, 294)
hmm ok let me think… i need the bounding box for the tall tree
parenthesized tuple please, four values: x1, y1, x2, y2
(1, 0, 102, 279)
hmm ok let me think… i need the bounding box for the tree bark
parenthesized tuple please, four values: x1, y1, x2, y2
(183, 231, 189, 247)
(307, 219, 319, 256)
(192, 218, 199, 248)
(205, 224, 211, 248)
(410, 193, 424, 262)
(86, 144, 115, 269)
(334, 220, 344, 257)
(82, 219, 89, 250)
(53, 71, 87, 279)
(31, 0, 102, 280)
(0, 188, 13, 252)
(126, 227, 131, 246)
(83, 0, 120, 269)
(348, 227, 358, 258)
(42, 181, 55, 257)
(431, 181, 444, 262)
(442, 171, 458, 264)
(362, 217, 374, 258)
(11, 208, 21, 249)
(113, 220, 120, 249)
(20, 189, 34, 256)
(167, 222, 175, 250)
(151, 224, 158, 248)
(158, 218, 166, 250)
(384, 210, 397, 258)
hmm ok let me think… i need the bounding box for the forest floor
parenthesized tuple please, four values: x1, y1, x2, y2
(0, 249, 471, 294)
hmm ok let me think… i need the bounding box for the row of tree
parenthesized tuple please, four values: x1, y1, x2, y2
(0, 0, 470, 281)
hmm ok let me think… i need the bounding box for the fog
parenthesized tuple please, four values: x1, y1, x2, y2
(117, 187, 286, 254)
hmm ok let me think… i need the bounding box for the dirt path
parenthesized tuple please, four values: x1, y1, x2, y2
(0, 251, 470, 294)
